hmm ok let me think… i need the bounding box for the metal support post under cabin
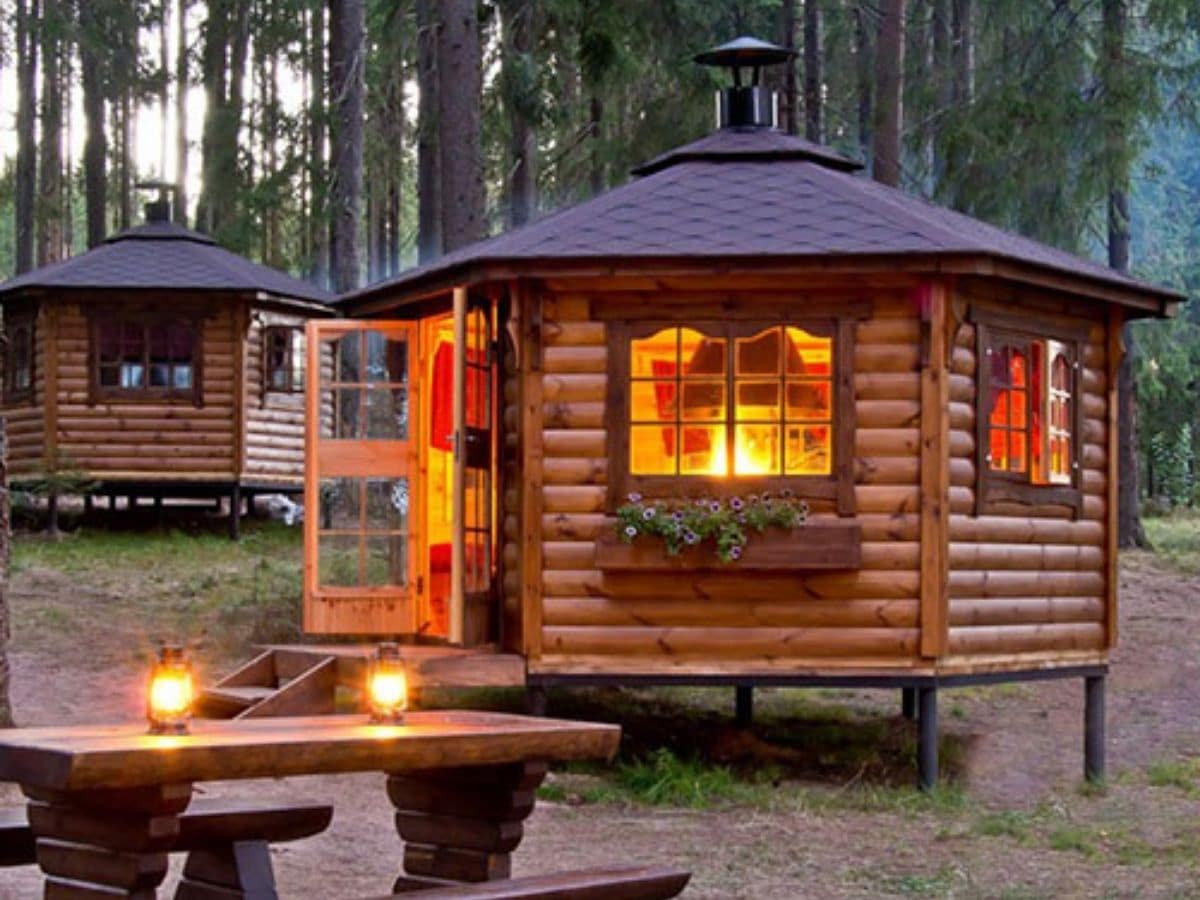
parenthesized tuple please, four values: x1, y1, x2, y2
(917, 686, 938, 791)
(229, 484, 241, 541)
(1084, 674, 1106, 783)
(735, 686, 754, 729)
(902, 687, 916, 720)
(449, 285, 468, 645)
(526, 686, 548, 717)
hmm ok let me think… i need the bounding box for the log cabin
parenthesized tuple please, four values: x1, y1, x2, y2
(0, 201, 334, 537)
(279, 38, 1180, 787)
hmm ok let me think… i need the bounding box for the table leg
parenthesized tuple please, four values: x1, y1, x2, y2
(387, 761, 548, 890)
(22, 782, 192, 899)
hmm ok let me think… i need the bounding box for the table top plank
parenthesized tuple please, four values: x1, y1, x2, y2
(0, 712, 620, 792)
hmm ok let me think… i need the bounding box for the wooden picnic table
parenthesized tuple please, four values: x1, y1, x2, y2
(0, 711, 621, 898)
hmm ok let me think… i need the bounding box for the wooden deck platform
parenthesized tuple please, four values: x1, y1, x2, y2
(263, 643, 527, 690)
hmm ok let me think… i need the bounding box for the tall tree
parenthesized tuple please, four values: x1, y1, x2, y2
(195, 0, 251, 239)
(803, 0, 822, 142)
(37, 0, 64, 265)
(437, 0, 485, 251)
(329, 0, 365, 291)
(1102, 0, 1142, 547)
(780, 0, 798, 135)
(499, 0, 538, 227)
(174, 0, 190, 224)
(15, 0, 39, 274)
(78, 0, 108, 247)
(872, 0, 904, 186)
(416, 0, 441, 262)
(307, 0, 329, 281)
(853, 2, 873, 164)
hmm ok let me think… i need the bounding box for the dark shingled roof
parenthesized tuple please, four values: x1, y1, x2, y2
(0, 220, 333, 305)
(344, 128, 1179, 311)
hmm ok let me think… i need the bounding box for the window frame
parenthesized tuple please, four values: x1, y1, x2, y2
(264, 325, 305, 394)
(5, 313, 35, 405)
(88, 312, 203, 407)
(607, 316, 856, 515)
(972, 307, 1086, 516)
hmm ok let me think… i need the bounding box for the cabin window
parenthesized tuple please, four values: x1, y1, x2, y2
(92, 317, 200, 404)
(265, 326, 305, 393)
(976, 314, 1083, 514)
(5, 316, 34, 404)
(612, 318, 853, 511)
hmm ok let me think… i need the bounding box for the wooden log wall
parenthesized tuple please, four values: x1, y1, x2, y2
(51, 301, 237, 478)
(531, 291, 926, 673)
(243, 308, 308, 484)
(944, 287, 1109, 660)
(4, 303, 47, 477)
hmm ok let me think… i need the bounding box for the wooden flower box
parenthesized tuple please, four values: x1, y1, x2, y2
(594, 521, 863, 572)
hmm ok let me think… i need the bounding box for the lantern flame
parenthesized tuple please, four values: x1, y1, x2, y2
(368, 643, 408, 724)
(147, 644, 194, 734)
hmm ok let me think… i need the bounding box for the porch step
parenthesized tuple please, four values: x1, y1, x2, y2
(197, 645, 525, 720)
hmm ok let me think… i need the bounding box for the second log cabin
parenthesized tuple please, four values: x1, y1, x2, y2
(0, 201, 334, 536)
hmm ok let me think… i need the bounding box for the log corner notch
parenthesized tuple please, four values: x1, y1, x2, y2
(918, 280, 951, 660)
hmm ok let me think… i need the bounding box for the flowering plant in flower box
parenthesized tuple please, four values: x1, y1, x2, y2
(615, 491, 809, 563)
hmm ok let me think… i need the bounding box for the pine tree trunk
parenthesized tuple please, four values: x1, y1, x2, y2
(951, 0, 973, 105)
(931, 0, 951, 188)
(438, 0, 485, 252)
(501, 0, 537, 227)
(854, 2, 873, 165)
(37, 0, 64, 265)
(803, 0, 822, 143)
(307, 1, 328, 283)
(416, 0, 441, 262)
(15, 0, 39, 274)
(79, 0, 107, 247)
(329, 0, 364, 292)
(587, 94, 603, 196)
(871, 0, 904, 187)
(1102, 0, 1144, 548)
(776, 0, 797, 135)
(175, 0, 189, 224)
(119, 86, 133, 230)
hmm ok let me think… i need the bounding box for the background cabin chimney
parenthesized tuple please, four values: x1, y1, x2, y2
(145, 200, 172, 224)
(695, 36, 793, 131)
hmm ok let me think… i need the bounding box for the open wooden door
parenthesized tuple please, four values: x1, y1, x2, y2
(304, 320, 418, 634)
(451, 291, 497, 646)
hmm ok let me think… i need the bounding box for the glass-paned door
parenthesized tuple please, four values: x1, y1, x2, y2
(455, 296, 495, 644)
(305, 320, 418, 634)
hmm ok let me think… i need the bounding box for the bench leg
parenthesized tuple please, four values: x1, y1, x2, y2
(175, 841, 278, 900)
(22, 782, 192, 899)
(387, 761, 548, 888)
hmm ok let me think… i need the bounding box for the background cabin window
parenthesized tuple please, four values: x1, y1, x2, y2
(985, 332, 1075, 486)
(5, 317, 34, 403)
(628, 324, 833, 478)
(265, 326, 305, 392)
(94, 319, 198, 401)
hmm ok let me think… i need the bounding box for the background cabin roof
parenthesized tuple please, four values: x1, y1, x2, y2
(0, 219, 333, 306)
(343, 128, 1179, 314)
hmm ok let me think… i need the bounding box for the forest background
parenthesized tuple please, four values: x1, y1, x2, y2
(0, 0, 1198, 528)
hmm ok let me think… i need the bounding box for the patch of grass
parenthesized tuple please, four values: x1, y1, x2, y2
(612, 748, 777, 809)
(1144, 513, 1200, 574)
(854, 866, 962, 897)
(1047, 824, 1097, 856)
(975, 809, 1036, 841)
(1147, 758, 1200, 795)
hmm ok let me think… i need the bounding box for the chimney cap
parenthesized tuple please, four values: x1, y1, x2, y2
(144, 200, 172, 223)
(694, 36, 793, 70)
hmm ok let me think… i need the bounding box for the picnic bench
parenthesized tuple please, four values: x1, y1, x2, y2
(1, 796, 332, 898)
(0, 712, 691, 899)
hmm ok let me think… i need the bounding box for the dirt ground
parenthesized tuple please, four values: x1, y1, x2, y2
(1, 533, 1198, 899)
